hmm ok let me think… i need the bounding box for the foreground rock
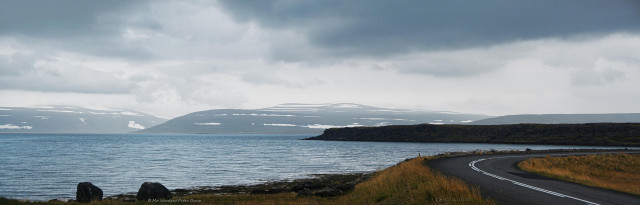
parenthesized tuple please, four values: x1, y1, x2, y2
(76, 182, 103, 203)
(137, 182, 172, 201)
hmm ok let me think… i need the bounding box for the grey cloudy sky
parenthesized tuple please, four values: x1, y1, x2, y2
(1, 0, 639, 118)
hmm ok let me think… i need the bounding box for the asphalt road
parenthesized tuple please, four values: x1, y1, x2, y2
(427, 150, 640, 205)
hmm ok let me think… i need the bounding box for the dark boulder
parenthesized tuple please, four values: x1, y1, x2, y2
(314, 187, 343, 197)
(296, 188, 314, 197)
(76, 182, 103, 203)
(136, 182, 172, 201)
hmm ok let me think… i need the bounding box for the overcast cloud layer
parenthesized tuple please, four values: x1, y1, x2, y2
(1, 0, 639, 118)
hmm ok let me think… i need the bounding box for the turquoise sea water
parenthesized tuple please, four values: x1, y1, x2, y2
(0, 134, 629, 201)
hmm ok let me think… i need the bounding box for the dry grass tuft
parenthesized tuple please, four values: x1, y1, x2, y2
(333, 157, 495, 205)
(518, 153, 640, 196)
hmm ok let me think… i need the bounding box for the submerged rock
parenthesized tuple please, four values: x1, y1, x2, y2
(136, 182, 172, 200)
(76, 182, 103, 203)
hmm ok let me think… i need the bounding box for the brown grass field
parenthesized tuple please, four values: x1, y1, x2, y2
(0, 157, 495, 205)
(333, 157, 494, 205)
(518, 153, 640, 196)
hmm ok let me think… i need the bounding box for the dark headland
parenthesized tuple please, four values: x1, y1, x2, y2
(304, 123, 640, 147)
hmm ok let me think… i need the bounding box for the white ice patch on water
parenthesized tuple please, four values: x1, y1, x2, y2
(128, 121, 145, 129)
(0, 124, 32, 129)
(263, 123, 297, 127)
(194, 122, 221, 126)
(89, 112, 108, 115)
(460, 120, 473, 123)
(79, 118, 87, 124)
(0, 108, 12, 111)
(429, 123, 445, 125)
(358, 118, 386, 120)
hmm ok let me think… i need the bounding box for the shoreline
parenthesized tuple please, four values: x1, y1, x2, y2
(102, 173, 372, 202)
(3, 148, 637, 203)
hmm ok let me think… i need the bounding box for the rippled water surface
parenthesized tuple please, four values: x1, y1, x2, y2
(0, 134, 626, 201)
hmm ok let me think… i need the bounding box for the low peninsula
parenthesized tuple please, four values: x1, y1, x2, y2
(304, 123, 640, 147)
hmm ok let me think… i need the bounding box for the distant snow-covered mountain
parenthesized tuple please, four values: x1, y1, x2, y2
(139, 103, 490, 134)
(0, 106, 166, 134)
(468, 113, 640, 125)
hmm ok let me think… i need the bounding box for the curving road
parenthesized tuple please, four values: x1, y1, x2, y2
(427, 150, 640, 205)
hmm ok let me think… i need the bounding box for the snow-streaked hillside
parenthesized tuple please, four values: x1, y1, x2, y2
(0, 106, 166, 133)
(468, 113, 640, 125)
(140, 103, 490, 134)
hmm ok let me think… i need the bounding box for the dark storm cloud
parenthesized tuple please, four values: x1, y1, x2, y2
(0, 0, 155, 59)
(0, 1, 126, 37)
(219, 0, 640, 58)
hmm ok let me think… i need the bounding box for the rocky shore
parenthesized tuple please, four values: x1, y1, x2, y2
(102, 173, 371, 202)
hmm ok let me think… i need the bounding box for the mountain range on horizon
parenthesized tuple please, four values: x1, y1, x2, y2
(138, 103, 489, 134)
(0, 106, 165, 134)
(3, 103, 640, 134)
(468, 113, 640, 125)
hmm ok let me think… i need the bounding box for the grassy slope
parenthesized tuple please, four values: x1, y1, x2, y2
(0, 157, 495, 205)
(518, 153, 640, 196)
(334, 157, 494, 205)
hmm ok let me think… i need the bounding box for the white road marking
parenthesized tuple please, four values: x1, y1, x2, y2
(469, 157, 600, 205)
